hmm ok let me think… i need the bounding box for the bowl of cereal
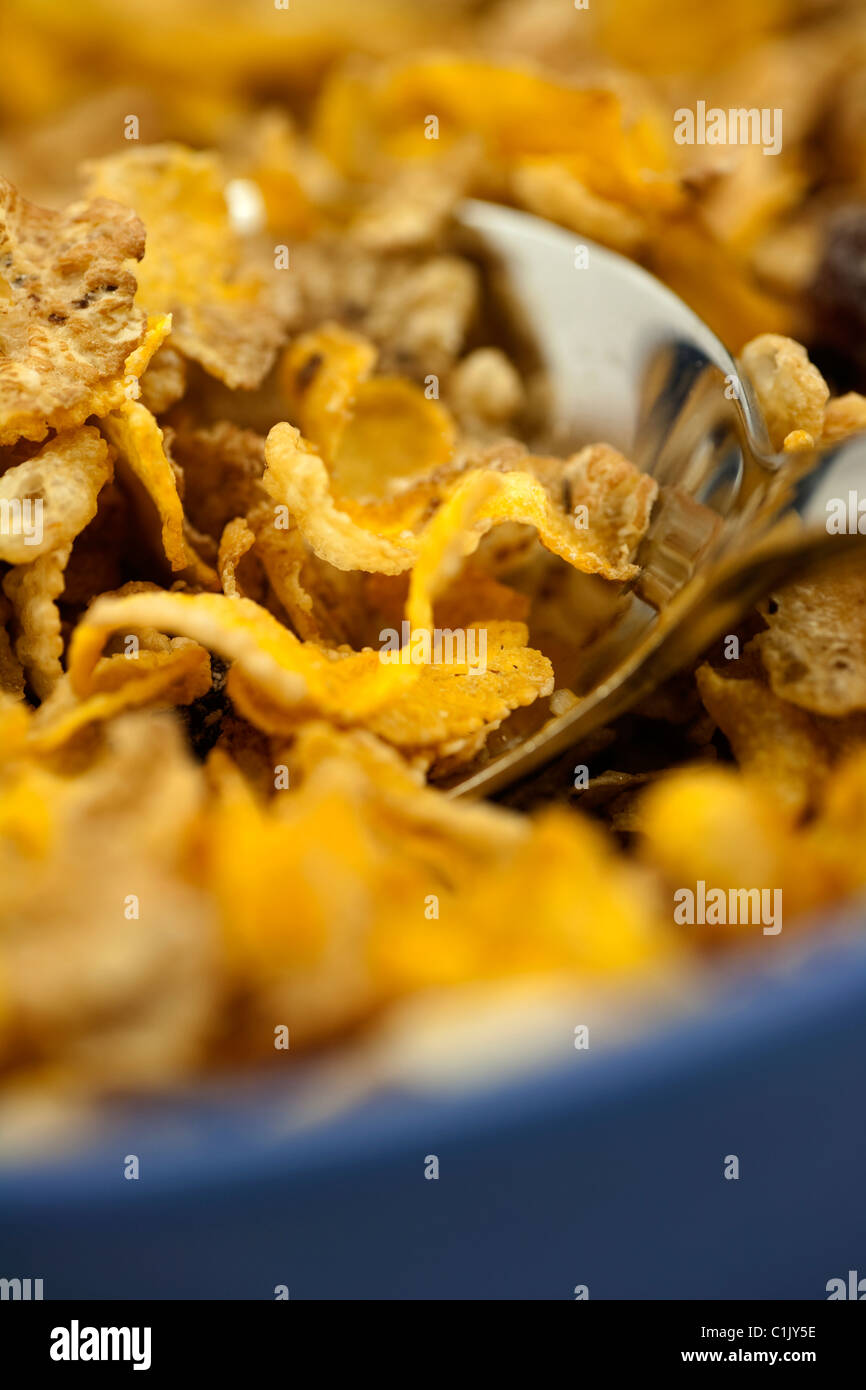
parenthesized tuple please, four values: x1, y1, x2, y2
(2, 0, 866, 1301)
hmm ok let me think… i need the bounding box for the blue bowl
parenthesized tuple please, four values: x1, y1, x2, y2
(2, 921, 865, 1300)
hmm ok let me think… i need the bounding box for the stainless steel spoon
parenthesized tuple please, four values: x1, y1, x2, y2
(445, 199, 866, 798)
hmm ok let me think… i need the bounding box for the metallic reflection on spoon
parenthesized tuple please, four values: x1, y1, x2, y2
(444, 201, 866, 799)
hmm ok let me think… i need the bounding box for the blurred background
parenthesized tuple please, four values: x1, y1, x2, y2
(3, 0, 866, 369)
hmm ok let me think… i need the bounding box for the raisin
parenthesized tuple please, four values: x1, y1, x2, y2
(810, 206, 866, 386)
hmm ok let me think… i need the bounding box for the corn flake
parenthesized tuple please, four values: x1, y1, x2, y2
(756, 553, 866, 717)
(68, 589, 418, 721)
(0, 176, 147, 446)
(264, 422, 650, 581)
(740, 333, 829, 451)
(3, 547, 70, 700)
(0, 425, 112, 563)
(279, 323, 456, 500)
(86, 145, 286, 389)
(696, 662, 829, 815)
(365, 621, 555, 756)
(102, 400, 218, 586)
(218, 517, 257, 599)
(29, 642, 212, 753)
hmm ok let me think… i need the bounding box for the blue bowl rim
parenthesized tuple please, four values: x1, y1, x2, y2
(3, 911, 866, 1212)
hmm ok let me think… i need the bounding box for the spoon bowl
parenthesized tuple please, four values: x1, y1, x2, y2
(447, 201, 866, 798)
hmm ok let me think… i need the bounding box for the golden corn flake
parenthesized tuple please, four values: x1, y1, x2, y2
(264, 422, 650, 581)
(280, 323, 456, 501)
(512, 158, 647, 255)
(68, 589, 418, 722)
(169, 421, 268, 543)
(204, 748, 403, 1044)
(822, 392, 866, 444)
(64, 573, 555, 760)
(756, 552, 866, 717)
(334, 377, 456, 501)
(2, 546, 71, 700)
(315, 56, 682, 219)
(0, 749, 56, 859)
(349, 153, 476, 253)
(218, 517, 257, 599)
(597, 0, 786, 74)
(655, 769, 803, 899)
(367, 565, 529, 641)
(286, 721, 525, 868)
(247, 516, 320, 638)
(460, 464, 651, 581)
(564, 444, 659, 574)
(263, 425, 424, 574)
(101, 400, 218, 586)
(638, 760, 858, 939)
(365, 621, 555, 755)
(372, 806, 670, 992)
(206, 727, 669, 1037)
(228, 585, 553, 760)
(433, 567, 530, 629)
(696, 663, 828, 815)
(739, 334, 829, 451)
(0, 176, 147, 446)
(1, 427, 113, 700)
(251, 517, 395, 648)
(0, 711, 219, 1085)
(279, 323, 378, 465)
(138, 341, 188, 416)
(406, 470, 503, 633)
(249, 511, 380, 648)
(203, 718, 672, 1034)
(28, 642, 212, 753)
(809, 750, 866, 886)
(781, 429, 815, 452)
(0, 425, 112, 563)
(86, 145, 285, 390)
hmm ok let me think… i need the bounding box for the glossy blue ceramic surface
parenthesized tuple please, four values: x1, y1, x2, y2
(2, 923, 865, 1299)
